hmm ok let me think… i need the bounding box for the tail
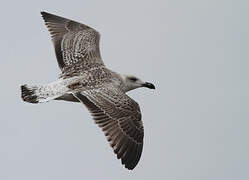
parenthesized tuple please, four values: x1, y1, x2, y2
(21, 78, 79, 104)
(21, 84, 60, 103)
(21, 84, 39, 103)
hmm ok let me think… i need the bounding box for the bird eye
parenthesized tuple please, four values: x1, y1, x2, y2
(129, 77, 138, 81)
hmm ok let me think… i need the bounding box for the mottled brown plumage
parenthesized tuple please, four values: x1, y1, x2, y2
(21, 11, 155, 170)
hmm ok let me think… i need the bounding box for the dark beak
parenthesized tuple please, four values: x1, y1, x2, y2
(143, 82, 155, 89)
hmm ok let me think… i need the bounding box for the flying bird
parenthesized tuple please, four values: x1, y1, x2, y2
(21, 11, 155, 170)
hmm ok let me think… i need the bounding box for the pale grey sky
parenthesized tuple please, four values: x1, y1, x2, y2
(0, 0, 249, 179)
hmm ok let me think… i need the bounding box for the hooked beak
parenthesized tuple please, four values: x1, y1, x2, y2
(143, 82, 155, 89)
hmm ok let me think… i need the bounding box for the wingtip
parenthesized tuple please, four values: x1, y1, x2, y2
(40, 11, 55, 19)
(40, 11, 47, 21)
(40, 11, 46, 16)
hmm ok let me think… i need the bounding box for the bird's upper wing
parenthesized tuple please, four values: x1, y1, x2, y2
(73, 85, 144, 170)
(41, 11, 104, 71)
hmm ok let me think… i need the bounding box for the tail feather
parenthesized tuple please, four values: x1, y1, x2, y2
(21, 78, 77, 104)
(21, 85, 39, 103)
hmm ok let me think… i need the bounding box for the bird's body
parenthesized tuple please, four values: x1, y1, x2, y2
(21, 12, 155, 170)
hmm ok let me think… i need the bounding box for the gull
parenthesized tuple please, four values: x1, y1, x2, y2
(21, 11, 155, 170)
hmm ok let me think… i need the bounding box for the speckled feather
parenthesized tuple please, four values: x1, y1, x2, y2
(41, 11, 104, 72)
(74, 85, 144, 170)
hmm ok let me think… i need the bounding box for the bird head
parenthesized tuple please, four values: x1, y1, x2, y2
(122, 75, 155, 92)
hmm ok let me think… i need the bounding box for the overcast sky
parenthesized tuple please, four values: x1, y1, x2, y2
(0, 0, 248, 179)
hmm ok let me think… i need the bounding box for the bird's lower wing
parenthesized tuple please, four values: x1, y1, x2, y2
(73, 86, 144, 170)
